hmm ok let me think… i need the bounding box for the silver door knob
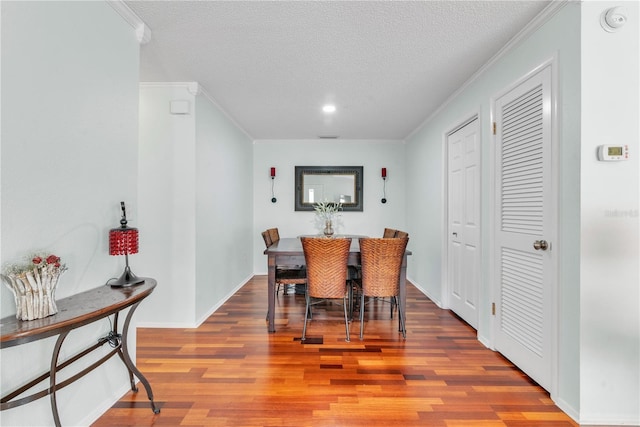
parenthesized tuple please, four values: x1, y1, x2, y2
(533, 240, 549, 251)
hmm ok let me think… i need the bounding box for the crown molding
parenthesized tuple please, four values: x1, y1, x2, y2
(107, 0, 151, 44)
(187, 82, 201, 96)
(406, 0, 571, 140)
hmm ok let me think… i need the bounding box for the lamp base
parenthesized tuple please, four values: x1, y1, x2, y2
(110, 266, 145, 288)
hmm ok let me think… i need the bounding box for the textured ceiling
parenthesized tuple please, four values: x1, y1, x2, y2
(125, 1, 551, 140)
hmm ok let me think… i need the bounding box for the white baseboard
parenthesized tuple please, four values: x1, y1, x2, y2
(194, 273, 253, 326)
(577, 413, 640, 426)
(80, 382, 133, 427)
(407, 275, 442, 308)
(551, 396, 580, 425)
(137, 273, 254, 329)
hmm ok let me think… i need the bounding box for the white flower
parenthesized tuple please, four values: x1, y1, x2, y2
(3, 253, 67, 277)
(313, 200, 342, 221)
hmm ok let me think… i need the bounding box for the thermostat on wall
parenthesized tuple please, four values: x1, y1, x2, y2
(597, 144, 629, 161)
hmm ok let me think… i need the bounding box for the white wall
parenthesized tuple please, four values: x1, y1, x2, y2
(252, 140, 406, 273)
(405, 1, 582, 418)
(406, 1, 640, 423)
(194, 93, 254, 322)
(137, 84, 198, 326)
(137, 84, 254, 326)
(580, 1, 639, 424)
(1, 2, 142, 425)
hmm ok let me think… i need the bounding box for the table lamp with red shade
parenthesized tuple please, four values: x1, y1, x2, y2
(108, 201, 144, 287)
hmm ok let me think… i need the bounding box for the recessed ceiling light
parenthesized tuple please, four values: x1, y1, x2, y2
(322, 104, 336, 114)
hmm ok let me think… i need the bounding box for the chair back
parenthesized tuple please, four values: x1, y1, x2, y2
(383, 228, 397, 238)
(301, 237, 352, 299)
(267, 228, 280, 244)
(359, 237, 409, 297)
(395, 230, 409, 239)
(262, 231, 273, 248)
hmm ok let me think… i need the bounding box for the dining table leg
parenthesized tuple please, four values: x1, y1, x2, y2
(398, 254, 408, 333)
(267, 255, 276, 332)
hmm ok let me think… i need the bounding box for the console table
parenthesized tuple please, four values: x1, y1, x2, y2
(0, 278, 160, 426)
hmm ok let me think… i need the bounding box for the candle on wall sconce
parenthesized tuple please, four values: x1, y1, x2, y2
(381, 168, 387, 203)
(270, 167, 277, 203)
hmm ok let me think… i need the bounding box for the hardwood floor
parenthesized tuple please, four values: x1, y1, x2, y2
(92, 275, 577, 427)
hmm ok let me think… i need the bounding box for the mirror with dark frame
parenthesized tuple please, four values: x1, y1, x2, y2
(295, 166, 363, 212)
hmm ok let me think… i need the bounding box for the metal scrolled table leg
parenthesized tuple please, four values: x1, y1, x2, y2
(113, 312, 137, 391)
(50, 331, 70, 427)
(119, 301, 160, 414)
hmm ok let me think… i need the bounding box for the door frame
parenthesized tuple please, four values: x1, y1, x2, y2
(441, 111, 481, 313)
(488, 56, 560, 395)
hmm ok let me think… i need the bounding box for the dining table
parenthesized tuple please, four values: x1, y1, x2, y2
(264, 236, 411, 333)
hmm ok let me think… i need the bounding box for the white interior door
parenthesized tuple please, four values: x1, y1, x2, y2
(447, 118, 480, 329)
(492, 64, 555, 391)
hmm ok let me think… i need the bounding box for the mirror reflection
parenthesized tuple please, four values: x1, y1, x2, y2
(302, 174, 354, 204)
(295, 166, 363, 212)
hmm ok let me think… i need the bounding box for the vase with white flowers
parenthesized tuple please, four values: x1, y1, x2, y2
(313, 200, 342, 237)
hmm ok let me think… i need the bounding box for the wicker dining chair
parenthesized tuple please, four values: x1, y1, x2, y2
(300, 237, 352, 342)
(262, 230, 306, 322)
(358, 237, 409, 339)
(262, 228, 305, 295)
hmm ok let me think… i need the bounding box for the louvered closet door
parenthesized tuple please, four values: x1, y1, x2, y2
(493, 65, 555, 391)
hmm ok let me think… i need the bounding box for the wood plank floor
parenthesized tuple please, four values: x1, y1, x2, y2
(92, 275, 577, 427)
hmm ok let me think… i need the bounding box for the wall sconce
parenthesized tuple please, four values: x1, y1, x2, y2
(270, 167, 277, 203)
(108, 201, 144, 287)
(381, 168, 387, 204)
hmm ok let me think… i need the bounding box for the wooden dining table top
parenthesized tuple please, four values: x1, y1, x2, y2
(264, 236, 411, 256)
(264, 236, 362, 254)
